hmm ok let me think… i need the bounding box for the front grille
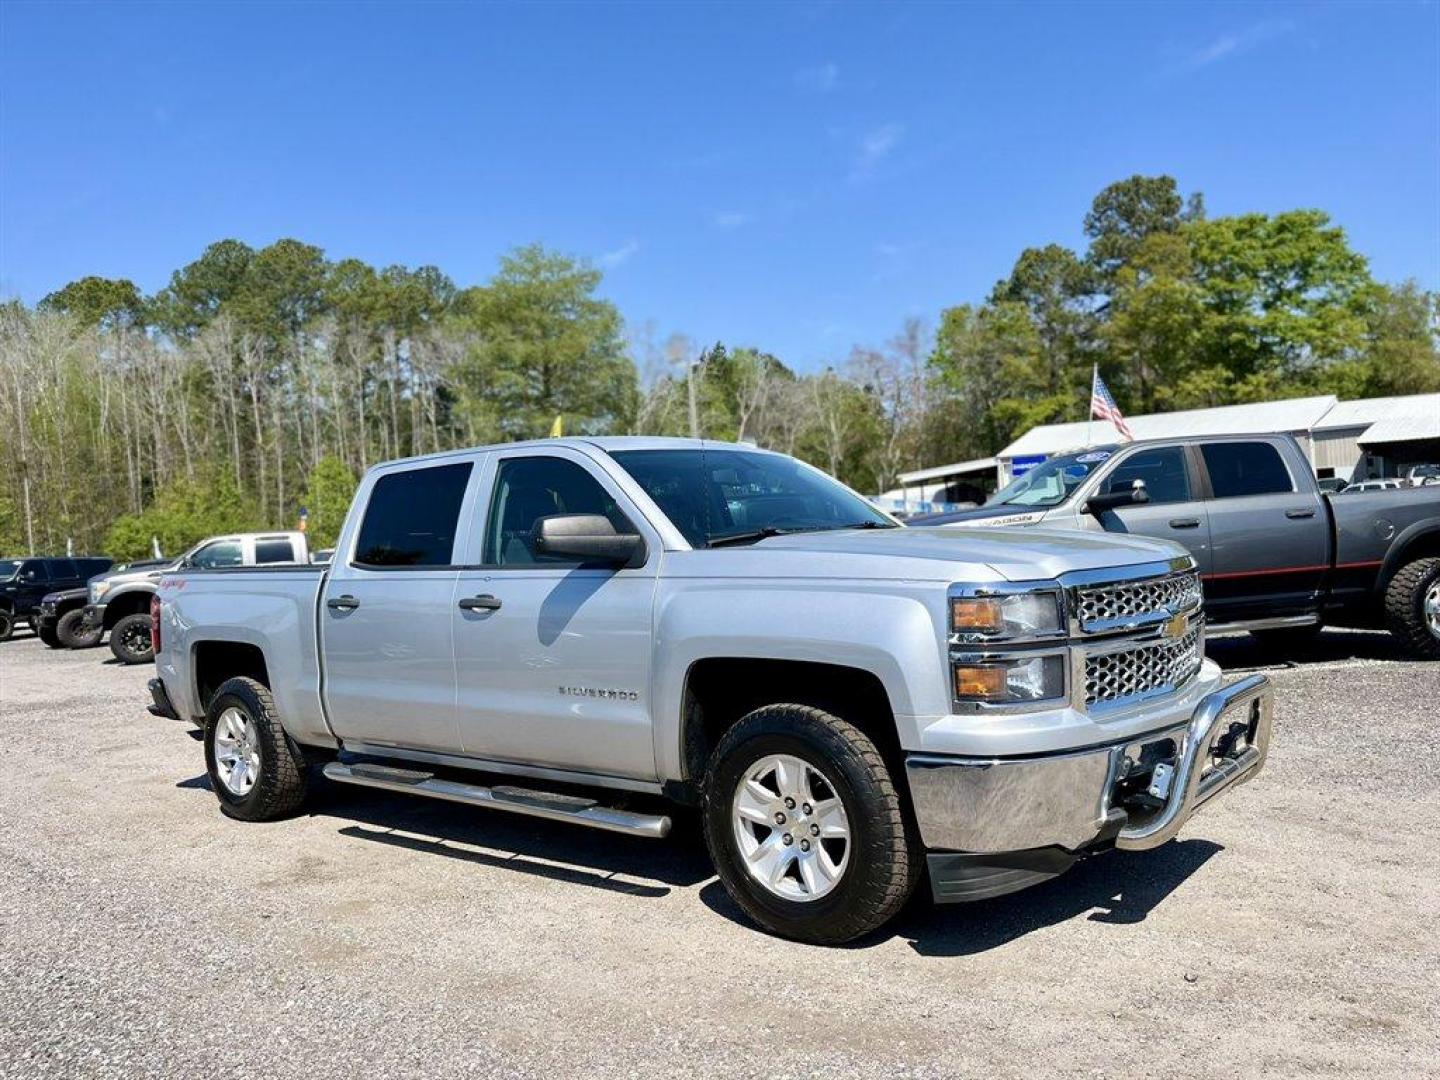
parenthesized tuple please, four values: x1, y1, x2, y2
(1085, 624, 1203, 709)
(1077, 571, 1202, 630)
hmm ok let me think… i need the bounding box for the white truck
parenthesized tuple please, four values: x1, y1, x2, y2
(149, 438, 1273, 944)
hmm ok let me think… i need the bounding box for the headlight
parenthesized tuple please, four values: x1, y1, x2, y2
(90, 581, 110, 601)
(954, 655, 1066, 703)
(951, 590, 1062, 639)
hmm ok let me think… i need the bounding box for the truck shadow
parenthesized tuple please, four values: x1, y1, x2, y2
(305, 781, 714, 898)
(699, 838, 1222, 955)
(1206, 627, 1399, 670)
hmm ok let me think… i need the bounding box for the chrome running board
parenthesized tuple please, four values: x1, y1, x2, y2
(1208, 614, 1319, 635)
(322, 761, 671, 839)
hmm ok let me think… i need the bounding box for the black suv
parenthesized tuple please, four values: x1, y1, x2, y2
(0, 557, 113, 640)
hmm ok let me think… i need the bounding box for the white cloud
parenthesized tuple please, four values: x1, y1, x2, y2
(598, 239, 639, 268)
(852, 123, 903, 179)
(712, 211, 754, 230)
(794, 62, 839, 94)
(1185, 20, 1293, 69)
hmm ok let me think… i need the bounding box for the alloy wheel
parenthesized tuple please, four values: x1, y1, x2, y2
(731, 753, 851, 902)
(213, 707, 261, 796)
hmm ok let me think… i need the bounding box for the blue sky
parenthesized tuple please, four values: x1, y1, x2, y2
(2, 1, 1436, 371)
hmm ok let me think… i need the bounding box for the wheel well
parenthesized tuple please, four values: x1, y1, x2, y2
(192, 641, 270, 712)
(680, 658, 902, 782)
(103, 590, 152, 628)
(1382, 529, 1440, 591)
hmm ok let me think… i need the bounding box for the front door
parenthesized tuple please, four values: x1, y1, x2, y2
(320, 457, 480, 752)
(1092, 445, 1214, 576)
(452, 448, 660, 782)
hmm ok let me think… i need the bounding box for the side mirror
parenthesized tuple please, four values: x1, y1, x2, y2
(532, 514, 645, 567)
(1086, 478, 1150, 516)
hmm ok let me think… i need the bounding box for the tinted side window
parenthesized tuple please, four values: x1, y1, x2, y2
(354, 462, 472, 567)
(192, 541, 244, 568)
(79, 559, 112, 578)
(19, 560, 48, 583)
(484, 456, 633, 566)
(1201, 442, 1293, 499)
(1106, 448, 1191, 505)
(255, 539, 296, 564)
(50, 559, 79, 580)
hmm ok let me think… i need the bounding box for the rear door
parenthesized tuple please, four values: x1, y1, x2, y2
(320, 457, 481, 752)
(451, 447, 661, 781)
(1091, 445, 1213, 575)
(1198, 439, 1328, 621)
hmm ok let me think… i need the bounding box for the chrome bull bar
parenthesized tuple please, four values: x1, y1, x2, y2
(1115, 672, 1273, 851)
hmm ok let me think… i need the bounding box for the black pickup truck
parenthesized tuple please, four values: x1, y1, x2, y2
(912, 433, 1440, 657)
(0, 557, 113, 641)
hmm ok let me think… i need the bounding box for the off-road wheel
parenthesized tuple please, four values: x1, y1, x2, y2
(38, 620, 63, 648)
(203, 676, 308, 821)
(109, 613, 154, 664)
(56, 608, 103, 649)
(0, 610, 13, 642)
(702, 704, 922, 946)
(1384, 556, 1440, 660)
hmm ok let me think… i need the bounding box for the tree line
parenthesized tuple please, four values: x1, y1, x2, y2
(1, 174, 1436, 557)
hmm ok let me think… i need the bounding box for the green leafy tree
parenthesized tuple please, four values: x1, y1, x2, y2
(103, 470, 262, 559)
(302, 456, 358, 548)
(453, 244, 635, 441)
(1085, 174, 1203, 282)
(39, 277, 147, 330)
(153, 239, 255, 338)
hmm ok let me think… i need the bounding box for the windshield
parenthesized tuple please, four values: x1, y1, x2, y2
(987, 449, 1116, 508)
(610, 448, 895, 547)
(0, 560, 18, 580)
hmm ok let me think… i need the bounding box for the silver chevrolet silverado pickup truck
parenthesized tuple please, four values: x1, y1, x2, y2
(150, 437, 1273, 944)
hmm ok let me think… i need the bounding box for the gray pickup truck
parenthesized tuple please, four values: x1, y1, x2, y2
(914, 434, 1440, 658)
(150, 438, 1273, 944)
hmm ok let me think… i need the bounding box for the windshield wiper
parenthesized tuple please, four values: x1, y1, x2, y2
(835, 520, 897, 530)
(707, 527, 787, 548)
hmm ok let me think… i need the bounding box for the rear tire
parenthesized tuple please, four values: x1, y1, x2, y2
(702, 704, 921, 945)
(1384, 556, 1440, 660)
(204, 677, 309, 821)
(0, 610, 13, 641)
(109, 613, 154, 664)
(57, 608, 103, 649)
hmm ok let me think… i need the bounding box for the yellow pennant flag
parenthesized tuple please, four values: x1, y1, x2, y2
(549, 415, 564, 437)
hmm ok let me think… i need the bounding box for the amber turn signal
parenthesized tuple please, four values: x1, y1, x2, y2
(951, 597, 1004, 634)
(955, 665, 1007, 700)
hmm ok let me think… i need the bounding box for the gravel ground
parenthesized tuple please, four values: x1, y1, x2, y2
(2, 628, 1437, 1079)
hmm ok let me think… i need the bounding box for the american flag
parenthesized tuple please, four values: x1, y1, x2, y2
(1090, 366, 1134, 441)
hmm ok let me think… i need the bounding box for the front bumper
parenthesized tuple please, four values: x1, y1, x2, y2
(907, 673, 1273, 902)
(82, 602, 107, 629)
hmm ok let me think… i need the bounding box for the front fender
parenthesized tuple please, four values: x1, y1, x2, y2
(650, 579, 949, 780)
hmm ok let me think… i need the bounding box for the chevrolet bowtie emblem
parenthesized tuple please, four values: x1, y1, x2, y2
(1162, 612, 1189, 641)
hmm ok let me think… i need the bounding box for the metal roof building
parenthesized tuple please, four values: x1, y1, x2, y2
(991, 392, 1439, 484)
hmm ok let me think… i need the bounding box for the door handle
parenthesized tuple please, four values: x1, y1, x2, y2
(326, 594, 360, 611)
(458, 594, 502, 612)
(1168, 518, 1201, 529)
(1285, 508, 1317, 519)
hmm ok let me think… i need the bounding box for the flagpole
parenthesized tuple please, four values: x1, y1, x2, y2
(1086, 364, 1096, 447)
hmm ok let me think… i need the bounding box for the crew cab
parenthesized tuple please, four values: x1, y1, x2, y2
(913, 434, 1440, 658)
(150, 438, 1273, 944)
(0, 556, 113, 641)
(87, 533, 308, 664)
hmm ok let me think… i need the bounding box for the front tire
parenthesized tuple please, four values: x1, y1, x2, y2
(109, 613, 154, 664)
(203, 677, 309, 821)
(0, 610, 13, 641)
(56, 608, 103, 649)
(1385, 556, 1440, 660)
(702, 704, 921, 945)
(38, 621, 62, 648)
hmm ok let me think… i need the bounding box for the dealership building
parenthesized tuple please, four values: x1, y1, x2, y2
(880, 391, 1440, 515)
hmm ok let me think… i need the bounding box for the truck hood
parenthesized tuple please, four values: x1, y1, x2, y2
(908, 504, 1051, 528)
(700, 526, 1186, 582)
